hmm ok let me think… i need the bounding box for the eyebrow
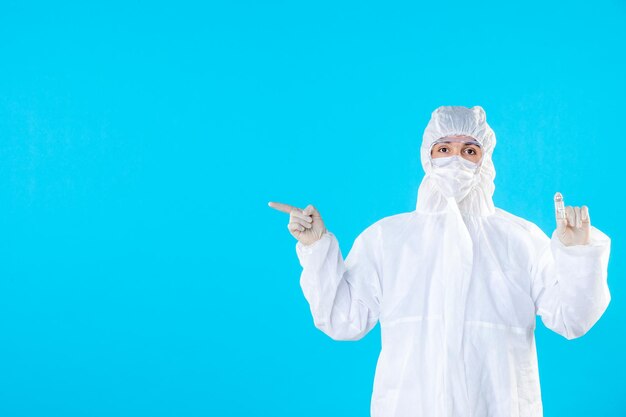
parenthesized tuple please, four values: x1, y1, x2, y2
(435, 141, 481, 147)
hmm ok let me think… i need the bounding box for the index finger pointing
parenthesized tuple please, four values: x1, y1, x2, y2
(554, 192, 566, 220)
(268, 201, 300, 214)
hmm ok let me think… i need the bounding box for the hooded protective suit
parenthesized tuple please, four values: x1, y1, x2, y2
(295, 105, 611, 417)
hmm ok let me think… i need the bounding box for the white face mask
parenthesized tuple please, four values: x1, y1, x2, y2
(429, 155, 479, 201)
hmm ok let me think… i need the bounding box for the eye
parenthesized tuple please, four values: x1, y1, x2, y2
(438, 146, 449, 153)
(464, 147, 477, 155)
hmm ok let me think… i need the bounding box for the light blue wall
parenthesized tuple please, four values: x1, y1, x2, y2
(0, 1, 624, 415)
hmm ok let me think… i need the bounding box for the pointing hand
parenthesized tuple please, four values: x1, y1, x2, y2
(268, 201, 327, 246)
(554, 192, 591, 246)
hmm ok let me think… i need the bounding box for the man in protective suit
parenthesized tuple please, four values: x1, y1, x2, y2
(268, 105, 611, 417)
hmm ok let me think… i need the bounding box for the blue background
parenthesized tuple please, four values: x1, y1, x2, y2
(1, 1, 624, 416)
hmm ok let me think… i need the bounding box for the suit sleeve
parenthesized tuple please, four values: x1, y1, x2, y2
(529, 223, 611, 340)
(295, 224, 383, 341)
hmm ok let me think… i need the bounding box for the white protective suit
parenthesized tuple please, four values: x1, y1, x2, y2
(295, 106, 611, 417)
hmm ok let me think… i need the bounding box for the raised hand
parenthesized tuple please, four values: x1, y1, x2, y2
(554, 192, 591, 246)
(268, 201, 327, 246)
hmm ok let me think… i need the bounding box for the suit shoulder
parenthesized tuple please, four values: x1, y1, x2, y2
(493, 207, 542, 234)
(357, 211, 415, 236)
(351, 212, 414, 250)
(372, 211, 415, 229)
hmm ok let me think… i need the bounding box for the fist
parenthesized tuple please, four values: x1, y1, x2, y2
(268, 201, 327, 246)
(554, 192, 591, 246)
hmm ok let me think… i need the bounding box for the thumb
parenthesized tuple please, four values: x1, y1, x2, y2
(303, 204, 318, 216)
